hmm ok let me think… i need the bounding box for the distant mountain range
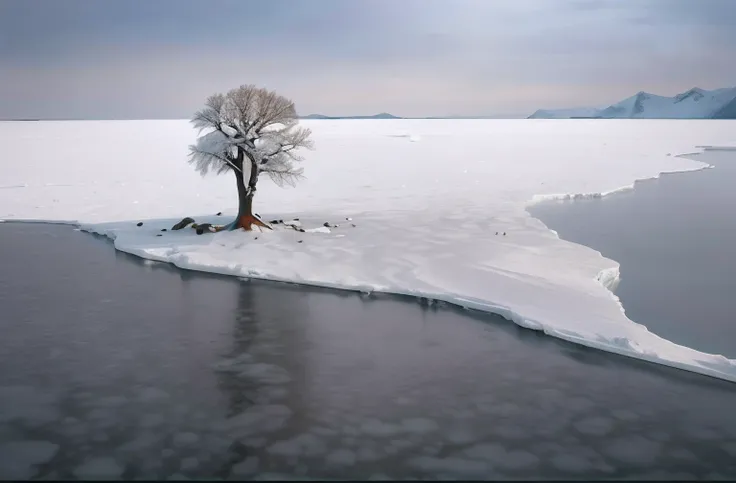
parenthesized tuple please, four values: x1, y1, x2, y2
(529, 87, 736, 119)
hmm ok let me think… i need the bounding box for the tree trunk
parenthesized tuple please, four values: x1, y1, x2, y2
(230, 170, 271, 231)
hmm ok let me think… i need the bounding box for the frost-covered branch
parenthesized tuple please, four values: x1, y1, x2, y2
(188, 130, 242, 175)
(259, 125, 313, 158)
(261, 158, 305, 187)
(188, 85, 313, 184)
(222, 85, 258, 137)
(191, 94, 226, 133)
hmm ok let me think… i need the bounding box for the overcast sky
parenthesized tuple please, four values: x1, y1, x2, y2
(1, 0, 735, 119)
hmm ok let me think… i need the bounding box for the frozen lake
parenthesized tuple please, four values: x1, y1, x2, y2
(1, 222, 736, 480)
(3, 119, 736, 381)
(530, 150, 736, 359)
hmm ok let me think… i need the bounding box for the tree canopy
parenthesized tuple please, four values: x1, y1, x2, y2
(189, 85, 313, 187)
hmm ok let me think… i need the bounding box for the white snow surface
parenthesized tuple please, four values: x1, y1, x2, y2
(2, 119, 736, 382)
(531, 86, 736, 119)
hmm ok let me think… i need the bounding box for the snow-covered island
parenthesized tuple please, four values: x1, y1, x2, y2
(2, 92, 736, 384)
(529, 86, 736, 119)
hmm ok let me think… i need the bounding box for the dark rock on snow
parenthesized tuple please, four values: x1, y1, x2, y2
(216, 212, 222, 216)
(194, 223, 216, 235)
(298, 240, 303, 243)
(172, 217, 196, 230)
(161, 228, 167, 232)
(136, 222, 143, 227)
(156, 234, 163, 237)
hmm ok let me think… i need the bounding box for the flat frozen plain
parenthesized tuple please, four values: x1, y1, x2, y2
(1, 119, 735, 382)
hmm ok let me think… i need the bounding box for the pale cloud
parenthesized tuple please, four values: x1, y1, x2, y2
(1, 0, 734, 119)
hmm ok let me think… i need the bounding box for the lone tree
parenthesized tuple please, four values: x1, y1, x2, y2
(189, 85, 313, 231)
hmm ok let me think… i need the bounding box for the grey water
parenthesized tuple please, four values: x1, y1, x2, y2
(529, 150, 736, 359)
(1, 222, 736, 481)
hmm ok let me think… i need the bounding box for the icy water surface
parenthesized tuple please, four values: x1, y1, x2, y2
(529, 150, 736, 359)
(1, 222, 736, 480)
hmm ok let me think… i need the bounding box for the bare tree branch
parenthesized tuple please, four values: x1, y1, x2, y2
(189, 146, 237, 176)
(261, 159, 305, 188)
(191, 94, 226, 133)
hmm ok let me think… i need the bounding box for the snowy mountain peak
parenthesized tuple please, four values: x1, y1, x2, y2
(529, 86, 736, 119)
(675, 87, 706, 103)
